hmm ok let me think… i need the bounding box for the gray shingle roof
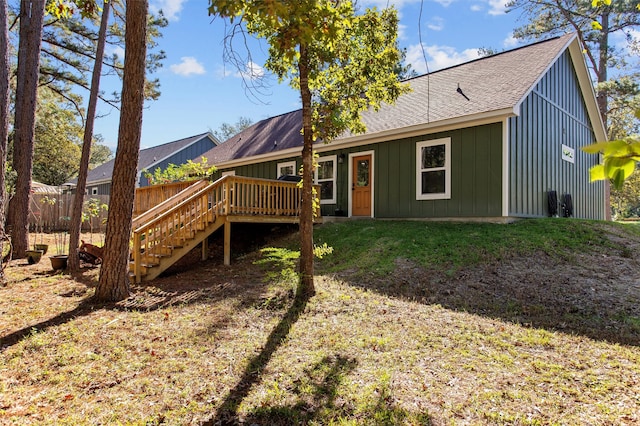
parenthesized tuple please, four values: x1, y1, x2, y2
(203, 110, 303, 164)
(359, 33, 573, 134)
(81, 132, 217, 184)
(202, 33, 592, 166)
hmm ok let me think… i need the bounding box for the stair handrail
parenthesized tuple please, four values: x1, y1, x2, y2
(132, 176, 228, 234)
(132, 179, 210, 230)
(131, 175, 319, 283)
(131, 176, 229, 282)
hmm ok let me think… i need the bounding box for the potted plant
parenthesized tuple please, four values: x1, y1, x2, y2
(25, 248, 43, 264)
(83, 198, 108, 244)
(33, 195, 56, 254)
(50, 215, 70, 271)
(26, 195, 47, 264)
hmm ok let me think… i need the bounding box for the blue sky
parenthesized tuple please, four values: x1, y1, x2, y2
(94, 0, 528, 150)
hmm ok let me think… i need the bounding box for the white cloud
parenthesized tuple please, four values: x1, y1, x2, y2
(427, 16, 445, 31)
(238, 61, 265, 80)
(111, 46, 125, 60)
(359, 0, 422, 9)
(486, 0, 508, 16)
(406, 43, 481, 74)
(151, 0, 187, 21)
(398, 23, 409, 39)
(432, 0, 455, 6)
(214, 64, 234, 79)
(470, 4, 482, 12)
(503, 33, 518, 48)
(610, 29, 640, 58)
(170, 57, 206, 76)
(214, 61, 266, 80)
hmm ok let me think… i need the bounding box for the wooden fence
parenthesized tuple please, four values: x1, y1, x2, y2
(28, 193, 110, 232)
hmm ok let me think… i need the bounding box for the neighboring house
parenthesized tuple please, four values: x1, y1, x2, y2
(201, 33, 607, 221)
(73, 132, 219, 196)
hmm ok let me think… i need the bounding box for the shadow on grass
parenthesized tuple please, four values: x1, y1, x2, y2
(239, 354, 431, 425)
(0, 249, 274, 352)
(327, 252, 640, 346)
(0, 297, 97, 351)
(202, 290, 309, 426)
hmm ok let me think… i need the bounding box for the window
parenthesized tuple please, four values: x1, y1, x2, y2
(416, 138, 451, 200)
(277, 161, 296, 178)
(315, 155, 337, 204)
(92, 187, 98, 195)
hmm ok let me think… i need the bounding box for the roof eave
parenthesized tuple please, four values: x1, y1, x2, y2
(512, 34, 607, 143)
(214, 108, 517, 169)
(567, 38, 607, 142)
(140, 133, 218, 172)
(85, 178, 112, 186)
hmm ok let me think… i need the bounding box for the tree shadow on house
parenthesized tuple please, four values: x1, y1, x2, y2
(326, 250, 640, 347)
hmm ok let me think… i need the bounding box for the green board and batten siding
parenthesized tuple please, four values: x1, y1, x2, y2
(227, 161, 278, 183)
(373, 124, 503, 218)
(223, 51, 604, 222)
(508, 50, 605, 220)
(223, 122, 504, 219)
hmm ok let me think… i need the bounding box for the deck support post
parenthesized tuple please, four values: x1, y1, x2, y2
(201, 237, 208, 261)
(224, 220, 231, 266)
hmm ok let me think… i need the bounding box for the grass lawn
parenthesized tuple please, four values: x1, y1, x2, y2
(1, 220, 639, 425)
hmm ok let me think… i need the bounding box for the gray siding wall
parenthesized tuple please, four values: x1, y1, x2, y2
(88, 182, 111, 196)
(508, 50, 605, 220)
(138, 137, 216, 187)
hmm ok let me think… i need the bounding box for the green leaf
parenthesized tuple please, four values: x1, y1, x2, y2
(620, 158, 637, 180)
(611, 169, 626, 190)
(581, 141, 610, 154)
(603, 140, 630, 156)
(589, 164, 605, 182)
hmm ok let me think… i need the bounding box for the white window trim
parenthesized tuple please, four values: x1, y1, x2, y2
(91, 187, 98, 195)
(277, 160, 296, 178)
(416, 138, 451, 200)
(315, 155, 337, 204)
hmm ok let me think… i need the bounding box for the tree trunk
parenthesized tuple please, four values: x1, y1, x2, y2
(297, 44, 315, 298)
(597, 8, 611, 221)
(94, 0, 148, 302)
(0, 0, 10, 285)
(596, 8, 609, 128)
(68, 0, 111, 272)
(8, 0, 45, 258)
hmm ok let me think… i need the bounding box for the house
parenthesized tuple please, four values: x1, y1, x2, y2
(74, 132, 220, 196)
(201, 33, 607, 221)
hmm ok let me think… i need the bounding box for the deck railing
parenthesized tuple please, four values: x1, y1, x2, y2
(132, 180, 211, 231)
(133, 180, 200, 217)
(131, 175, 320, 282)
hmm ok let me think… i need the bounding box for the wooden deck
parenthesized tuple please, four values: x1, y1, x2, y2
(130, 176, 321, 283)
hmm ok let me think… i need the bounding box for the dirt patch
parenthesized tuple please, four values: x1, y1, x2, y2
(349, 226, 640, 346)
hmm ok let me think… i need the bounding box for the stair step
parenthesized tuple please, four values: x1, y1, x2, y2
(143, 252, 171, 259)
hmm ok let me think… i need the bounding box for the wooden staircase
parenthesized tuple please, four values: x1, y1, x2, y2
(129, 175, 320, 283)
